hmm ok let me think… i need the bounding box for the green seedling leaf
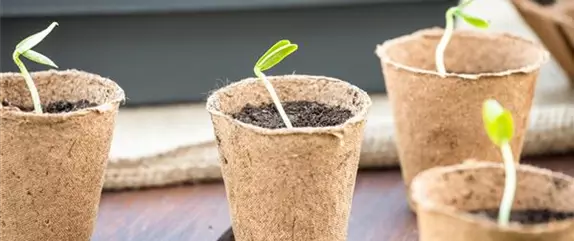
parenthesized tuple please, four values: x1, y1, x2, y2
(482, 99, 514, 146)
(455, 10, 490, 29)
(482, 99, 518, 226)
(254, 40, 298, 72)
(15, 22, 59, 54)
(21, 50, 58, 68)
(255, 40, 291, 69)
(12, 22, 59, 114)
(251, 40, 299, 129)
(436, 0, 487, 75)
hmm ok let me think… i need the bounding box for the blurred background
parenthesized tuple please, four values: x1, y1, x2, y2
(2, 2, 574, 240)
(1, 0, 459, 106)
(1, 0, 573, 190)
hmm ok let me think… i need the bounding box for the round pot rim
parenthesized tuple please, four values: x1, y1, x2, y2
(206, 74, 373, 136)
(411, 162, 574, 234)
(0, 69, 126, 120)
(375, 28, 550, 80)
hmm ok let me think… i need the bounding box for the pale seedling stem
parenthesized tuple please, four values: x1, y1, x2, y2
(498, 142, 516, 226)
(482, 99, 516, 226)
(435, 7, 456, 75)
(12, 54, 43, 113)
(253, 40, 298, 129)
(254, 68, 293, 128)
(12, 22, 60, 114)
(435, 0, 489, 76)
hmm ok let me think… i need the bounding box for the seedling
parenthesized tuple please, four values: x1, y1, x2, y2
(482, 99, 515, 226)
(12, 22, 59, 114)
(253, 40, 298, 128)
(435, 0, 489, 75)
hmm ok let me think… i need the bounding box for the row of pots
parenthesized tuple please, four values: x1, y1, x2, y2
(0, 26, 571, 241)
(206, 28, 572, 241)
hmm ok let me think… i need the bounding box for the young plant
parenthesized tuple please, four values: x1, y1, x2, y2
(12, 22, 60, 114)
(482, 99, 516, 226)
(253, 40, 298, 128)
(435, 0, 489, 75)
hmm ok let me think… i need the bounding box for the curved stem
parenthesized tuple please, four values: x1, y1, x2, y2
(498, 142, 516, 226)
(435, 7, 457, 76)
(13, 53, 43, 114)
(254, 69, 293, 128)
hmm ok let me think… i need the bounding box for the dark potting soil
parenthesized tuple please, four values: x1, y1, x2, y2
(232, 101, 353, 129)
(1, 99, 97, 113)
(217, 227, 234, 241)
(470, 209, 574, 225)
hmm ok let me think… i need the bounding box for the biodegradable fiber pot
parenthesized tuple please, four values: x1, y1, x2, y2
(206, 75, 371, 241)
(411, 162, 574, 241)
(0, 70, 125, 241)
(375, 28, 548, 190)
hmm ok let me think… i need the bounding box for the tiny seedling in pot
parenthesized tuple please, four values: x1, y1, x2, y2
(482, 99, 516, 226)
(253, 40, 298, 128)
(12, 22, 59, 114)
(435, 0, 490, 75)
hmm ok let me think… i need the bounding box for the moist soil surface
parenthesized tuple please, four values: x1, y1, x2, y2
(232, 101, 353, 129)
(470, 209, 574, 225)
(1, 99, 97, 113)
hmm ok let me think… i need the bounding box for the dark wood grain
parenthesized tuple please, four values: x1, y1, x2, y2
(92, 154, 574, 241)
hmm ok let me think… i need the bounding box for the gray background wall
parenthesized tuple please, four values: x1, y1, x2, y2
(1, 0, 457, 106)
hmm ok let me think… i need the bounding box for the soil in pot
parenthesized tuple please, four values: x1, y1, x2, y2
(208, 75, 371, 241)
(1, 70, 125, 241)
(221, 102, 352, 241)
(470, 209, 574, 224)
(412, 162, 574, 241)
(375, 29, 548, 197)
(232, 101, 353, 129)
(1, 99, 97, 113)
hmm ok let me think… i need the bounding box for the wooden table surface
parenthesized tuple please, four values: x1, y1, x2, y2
(92, 153, 574, 241)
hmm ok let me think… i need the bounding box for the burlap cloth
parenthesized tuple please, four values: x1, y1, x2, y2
(102, 0, 574, 190)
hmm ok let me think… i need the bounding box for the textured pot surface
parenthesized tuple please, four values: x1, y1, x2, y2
(376, 28, 548, 190)
(206, 75, 371, 241)
(0, 69, 125, 241)
(411, 162, 574, 241)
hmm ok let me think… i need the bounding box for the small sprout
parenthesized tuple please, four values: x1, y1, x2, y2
(435, 0, 489, 76)
(253, 40, 298, 128)
(12, 22, 59, 114)
(482, 99, 516, 226)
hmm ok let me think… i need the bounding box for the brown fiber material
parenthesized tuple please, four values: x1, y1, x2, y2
(411, 162, 574, 241)
(375, 28, 548, 191)
(511, 0, 574, 84)
(101, 102, 574, 190)
(0, 69, 125, 241)
(206, 75, 371, 241)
